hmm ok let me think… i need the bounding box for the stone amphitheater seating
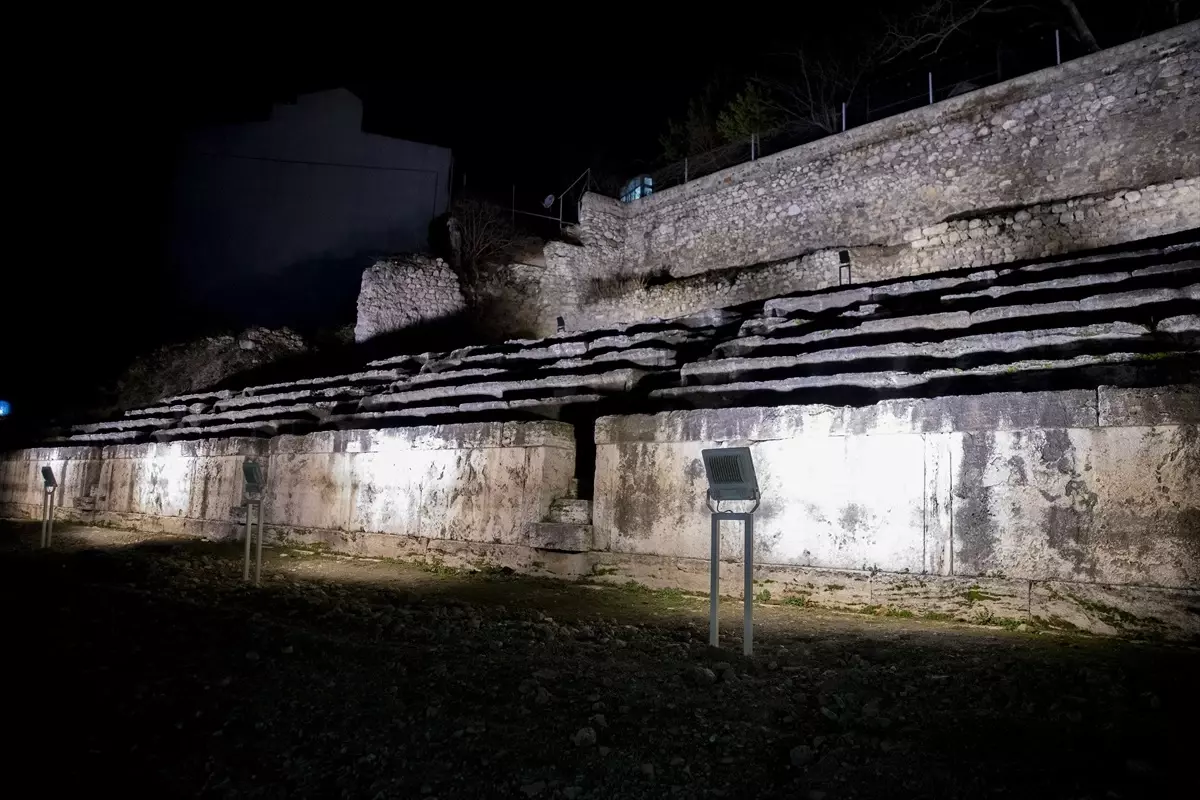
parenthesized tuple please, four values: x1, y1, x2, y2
(46, 239, 1199, 445)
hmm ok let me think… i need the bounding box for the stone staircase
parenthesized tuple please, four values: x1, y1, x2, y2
(526, 479, 594, 553)
(47, 236, 1199, 446)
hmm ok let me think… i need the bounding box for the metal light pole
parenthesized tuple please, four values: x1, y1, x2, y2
(40, 466, 57, 548)
(701, 447, 761, 657)
(241, 460, 266, 585)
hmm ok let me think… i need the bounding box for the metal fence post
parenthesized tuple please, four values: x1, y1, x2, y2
(684, 157, 688, 183)
(710, 515, 720, 647)
(1055, 29, 1062, 65)
(841, 102, 847, 132)
(744, 515, 754, 657)
(928, 72, 934, 105)
(243, 503, 253, 581)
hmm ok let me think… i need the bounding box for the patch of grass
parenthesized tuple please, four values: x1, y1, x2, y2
(783, 596, 809, 608)
(756, 589, 772, 603)
(825, 584, 846, 592)
(963, 585, 1001, 604)
(920, 611, 957, 622)
(860, 605, 915, 618)
(1066, 592, 1163, 630)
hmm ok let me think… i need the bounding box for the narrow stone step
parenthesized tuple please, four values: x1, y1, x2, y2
(548, 498, 592, 524)
(153, 419, 308, 441)
(655, 350, 1192, 400)
(159, 389, 234, 405)
(1158, 315, 1199, 335)
(216, 385, 369, 411)
(687, 323, 1151, 382)
(722, 286, 1197, 357)
(526, 522, 593, 552)
(549, 347, 678, 370)
(181, 403, 333, 428)
(942, 261, 1199, 302)
(72, 416, 177, 434)
(359, 369, 647, 412)
(48, 430, 150, 445)
(241, 369, 403, 396)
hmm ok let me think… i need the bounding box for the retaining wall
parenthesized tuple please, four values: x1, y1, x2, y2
(487, 24, 1200, 336)
(0, 422, 576, 560)
(592, 387, 1200, 637)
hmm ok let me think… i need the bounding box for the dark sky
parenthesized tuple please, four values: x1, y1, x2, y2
(2, 1, 1190, 426)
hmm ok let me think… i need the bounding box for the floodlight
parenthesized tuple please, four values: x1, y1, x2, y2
(701, 447, 758, 502)
(0, 399, 11, 417)
(242, 460, 264, 493)
(41, 466, 57, 489)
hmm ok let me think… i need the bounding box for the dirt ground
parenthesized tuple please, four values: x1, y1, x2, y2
(5, 520, 1196, 799)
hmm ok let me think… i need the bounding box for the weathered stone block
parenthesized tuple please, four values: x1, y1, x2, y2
(1098, 384, 1200, 426)
(526, 522, 594, 553)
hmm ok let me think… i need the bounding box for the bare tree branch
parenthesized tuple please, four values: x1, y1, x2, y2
(879, 0, 998, 63)
(1056, 0, 1100, 52)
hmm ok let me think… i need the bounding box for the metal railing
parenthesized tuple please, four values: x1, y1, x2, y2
(639, 29, 1085, 196)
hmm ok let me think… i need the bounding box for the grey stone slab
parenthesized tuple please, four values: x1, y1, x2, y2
(1130, 259, 1200, 277)
(683, 323, 1150, 379)
(595, 390, 1098, 443)
(764, 287, 870, 317)
(1157, 314, 1200, 334)
(72, 417, 177, 434)
(405, 367, 508, 385)
(547, 499, 593, 525)
(587, 330, 695, 351)
(153, 420, 306, 441)
(218, 386, 367, 410)
(870, 270, 999, 300)
(942, 271, 1131, 301)
(526, 522, 594, 553)
(244, 369, 403, 395)
(360, 369, 647, 411)
(124, 404, 191, 418)
(159, 389, 234, 404)
(181, 404, 333, 427)
(457, 395, 606, 414)
(657, 351, 1178, 400)
(325, 407, 466, 428)
(1098, 384, 1200, 427)
(428, 341, 590, 372)
(50, 431, 150, 445)
(550, 347, 677, 370)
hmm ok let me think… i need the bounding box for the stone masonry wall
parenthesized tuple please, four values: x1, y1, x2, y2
(592, 386, 1200, 638)
(355, 255, 466, 343)
(503, 24, 1200, 335)
(620, 24, 1199, 277)
(0, 422, 576, 557)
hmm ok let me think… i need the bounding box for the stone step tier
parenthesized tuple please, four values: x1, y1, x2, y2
(45, 238, 1200, 445)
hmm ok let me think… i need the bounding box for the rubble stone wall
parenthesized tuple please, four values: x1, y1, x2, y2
(518, 24, 1199, 333)
(355, 256, 466, 343)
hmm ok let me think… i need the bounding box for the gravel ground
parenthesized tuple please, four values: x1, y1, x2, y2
(5, 521, 1196, 799)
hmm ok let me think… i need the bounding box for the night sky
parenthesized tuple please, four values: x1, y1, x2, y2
(3, 2, 1190, 425)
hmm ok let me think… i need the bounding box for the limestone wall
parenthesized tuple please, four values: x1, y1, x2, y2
(593, 387, 1200, 635)
(517, 24, 1199, 334)
(355, 255, 466, 343)
(0, 422, 575, 554)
